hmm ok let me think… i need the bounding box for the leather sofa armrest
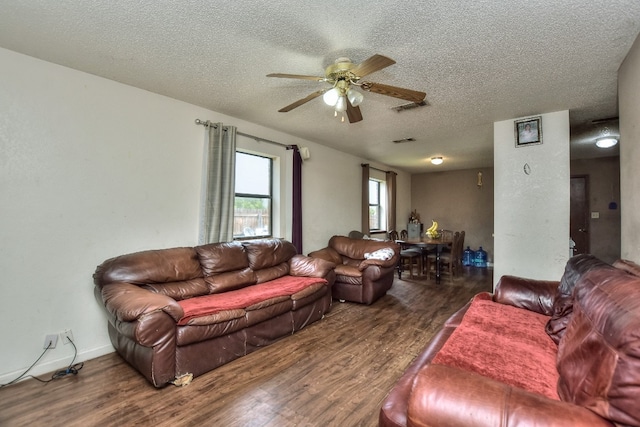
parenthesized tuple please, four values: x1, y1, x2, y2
(289, 254, 336, 277)
(358, 255, 398, 271)
(99, 282, 184, 323)
(494, 275, 559, 316)
(407, 364, 613, 427)
(308, 247, 343, 265)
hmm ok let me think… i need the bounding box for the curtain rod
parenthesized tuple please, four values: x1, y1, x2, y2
(361, 163, 395, 174)
(194, 119, 294, 149)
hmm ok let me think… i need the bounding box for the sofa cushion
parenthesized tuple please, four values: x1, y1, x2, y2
(177, 276, 327, 325)
(195, 241, 249, 276)
(335, 264, 362, 278)
(364, 247, 395, 261)
(432, 294, 560, 399)
(329, 235, 397, 260)
(142, 278, 209, 300)
(556, 267, 640, 426)
(94, 247, 203, 287)
(254, 262, 289, 284)
(243, 238, 297, 271)
(204, 267, 257, 294)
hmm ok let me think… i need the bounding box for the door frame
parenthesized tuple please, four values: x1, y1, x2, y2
(570, 174, 590, 255)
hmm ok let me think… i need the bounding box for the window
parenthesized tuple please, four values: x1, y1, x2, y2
(369, 179, 382, 231)
(234, 152, 272, 239)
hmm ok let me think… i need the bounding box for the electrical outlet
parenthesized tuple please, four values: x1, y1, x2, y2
(44, 334, 58, 349)
(61, 329, 74, 345)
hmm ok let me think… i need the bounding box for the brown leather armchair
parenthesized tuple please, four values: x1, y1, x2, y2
(308, 235, 400, 304)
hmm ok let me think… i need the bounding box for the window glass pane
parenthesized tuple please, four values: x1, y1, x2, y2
(235, 152, 270, 195)
(234, 197, 271, 238)
(369, 206, 380, 230)
(369, 179, 381, 230)
(234, 151, 272, 239)
(369, 180, 379, 204)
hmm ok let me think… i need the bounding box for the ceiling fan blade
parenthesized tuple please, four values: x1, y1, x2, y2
(278, 89, 325, 112)
(346, 101, 363, 123)
(360, 81, 426, 103)
(351, 54, 396, 77)
(267, 73, 325, 82)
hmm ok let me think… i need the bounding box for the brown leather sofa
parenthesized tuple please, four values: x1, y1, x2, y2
(308, 235, 400, 304)
(93, 238, 335, 387)
(380, 254, 640, 427)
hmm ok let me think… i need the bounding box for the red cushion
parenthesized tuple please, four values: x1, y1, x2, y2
(177, 276, 326, 325)
(432, 295, 560, 399)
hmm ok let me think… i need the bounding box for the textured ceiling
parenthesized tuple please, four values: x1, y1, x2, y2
(1, 1, 638, 173)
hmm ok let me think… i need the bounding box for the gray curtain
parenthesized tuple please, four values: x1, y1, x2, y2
(203, 123, 237, 243)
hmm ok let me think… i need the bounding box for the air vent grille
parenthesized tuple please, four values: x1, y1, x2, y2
(392, 137, 416, 144)
(391, 100, 428, 112)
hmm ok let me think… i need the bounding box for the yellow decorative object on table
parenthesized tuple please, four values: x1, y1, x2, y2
(426, 220, 440, 239)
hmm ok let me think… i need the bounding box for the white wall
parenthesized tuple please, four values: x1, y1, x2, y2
(0, 47, 411, 383)
(619, 33, 640, 263)
(493, 111, 570, 287)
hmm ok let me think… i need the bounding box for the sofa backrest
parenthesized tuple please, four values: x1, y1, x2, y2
(94, 247, 203, 288)
(546, 254, 615, 343)
(242, 238, 297, 284)
(242, 238, 297, 270)
(613, 258, 640, 277)
(556, 265, 640, 426)
(94, 238, 299, 299)
(328, 235, 397, 264)
(195, 241, 256, 294)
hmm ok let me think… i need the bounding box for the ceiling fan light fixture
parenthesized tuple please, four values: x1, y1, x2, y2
(595, 137, 618, 148)
(347, 88, 364, 106)
(334, 95, 348, 112)
(431, 156, 443, 165)
(323, 87, 340, 106)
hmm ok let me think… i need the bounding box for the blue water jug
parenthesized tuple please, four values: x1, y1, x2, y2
(462, 246, 474, 266)
(474, 247, 487, 268)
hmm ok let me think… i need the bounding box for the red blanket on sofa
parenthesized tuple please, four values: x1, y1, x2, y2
(177, 276, 327, 325)
(432, 294, 560, 399)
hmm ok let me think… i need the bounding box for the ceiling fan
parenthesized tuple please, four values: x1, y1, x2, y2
(267, 54, 426, 123)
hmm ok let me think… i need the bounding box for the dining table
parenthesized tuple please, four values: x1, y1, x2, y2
(396, 236, 453, 284)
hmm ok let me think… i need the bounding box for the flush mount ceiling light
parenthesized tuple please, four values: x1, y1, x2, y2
(595, 137, 618, 148)
(595, 126, 618, 148)
(431, 157, 443, 165)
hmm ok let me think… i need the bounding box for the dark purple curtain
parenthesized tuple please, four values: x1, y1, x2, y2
(361, 163, 370, 235)
(292, 145, 303, 253)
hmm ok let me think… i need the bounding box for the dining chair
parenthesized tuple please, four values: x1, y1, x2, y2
(392, 230, 421, 279)
(440, 229, 454, 243)
(348, 230, 365, 239)
(454, 230, 465, 274)
(426, 231, 461, 282)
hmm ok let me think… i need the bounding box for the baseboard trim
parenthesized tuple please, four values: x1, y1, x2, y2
(0, 345, 114, 386)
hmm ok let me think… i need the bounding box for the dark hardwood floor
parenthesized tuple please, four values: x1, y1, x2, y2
(0, 268, 492, 427)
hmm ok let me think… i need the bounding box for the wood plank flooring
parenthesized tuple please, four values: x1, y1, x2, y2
(0, 268, 492, 427)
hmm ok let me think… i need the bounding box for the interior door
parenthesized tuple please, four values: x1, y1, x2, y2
(570, 175, 590, 255)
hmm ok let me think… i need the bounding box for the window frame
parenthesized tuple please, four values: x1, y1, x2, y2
(369, 178, 382, 232)
(234, 151, 273, 240)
